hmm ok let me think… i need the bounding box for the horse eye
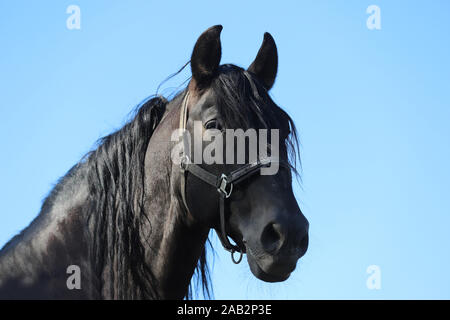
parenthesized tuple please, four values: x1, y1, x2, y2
(205, 119, 221, 130)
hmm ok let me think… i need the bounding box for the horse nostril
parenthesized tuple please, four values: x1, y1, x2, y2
(261, 223, 285, 254)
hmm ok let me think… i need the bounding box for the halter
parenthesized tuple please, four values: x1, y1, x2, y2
(178, 91, 287, 264)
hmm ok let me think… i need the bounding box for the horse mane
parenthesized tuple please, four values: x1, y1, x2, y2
(84, 96, 167, 299)
(84, 93, 212, 299)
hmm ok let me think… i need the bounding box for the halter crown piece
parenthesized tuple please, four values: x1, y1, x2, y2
(178, 91, 284, 264)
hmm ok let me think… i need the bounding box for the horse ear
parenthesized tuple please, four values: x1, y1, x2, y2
(190, 25, 223, 89)
(247, 32, 278, 90)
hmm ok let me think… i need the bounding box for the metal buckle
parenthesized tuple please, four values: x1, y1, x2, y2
(218, 174, 233, 198)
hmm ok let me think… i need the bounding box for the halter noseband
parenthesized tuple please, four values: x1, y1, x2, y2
(178, 91, 287, 264)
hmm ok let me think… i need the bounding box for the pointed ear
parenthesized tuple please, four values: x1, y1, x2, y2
(190, 25, 223, 89)
(247, 32, 278, 90)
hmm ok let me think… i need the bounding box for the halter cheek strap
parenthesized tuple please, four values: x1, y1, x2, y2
(178, 91, 287, 264)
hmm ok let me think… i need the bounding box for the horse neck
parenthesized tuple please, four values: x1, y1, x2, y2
(0, 164, 96, 299)
(142, 98, 210, 299)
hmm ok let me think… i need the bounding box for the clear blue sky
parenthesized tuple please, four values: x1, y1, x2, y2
(0, 1, 449, 299)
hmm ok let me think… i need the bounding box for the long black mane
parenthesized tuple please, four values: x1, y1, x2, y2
(83, 96, 167, 299)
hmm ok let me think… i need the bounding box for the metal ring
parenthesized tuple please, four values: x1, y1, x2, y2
(224, 182, 233, 198)
(218, 174, 233, 198)
(231, 249, 243, 264)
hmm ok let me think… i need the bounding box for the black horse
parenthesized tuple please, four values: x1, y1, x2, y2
(0, 25, 309, 299)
